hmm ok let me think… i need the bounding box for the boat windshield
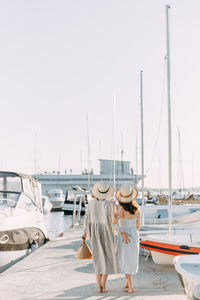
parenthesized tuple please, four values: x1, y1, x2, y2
(0, 173, 22, 207)
(0, 191, 20, 207)
(0, 172, 22, 193)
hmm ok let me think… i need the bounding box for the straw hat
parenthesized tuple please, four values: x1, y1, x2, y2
(92, 181, 114, 200)
(116, 184, 138, 203)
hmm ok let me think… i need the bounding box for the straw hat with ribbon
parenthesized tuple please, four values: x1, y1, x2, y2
(116, 184, 138, 203)
(92, 181, 114, 200)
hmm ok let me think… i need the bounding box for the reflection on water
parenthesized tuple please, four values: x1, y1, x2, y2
(44, 211, 85, 240)
(44, 211, 72, 240)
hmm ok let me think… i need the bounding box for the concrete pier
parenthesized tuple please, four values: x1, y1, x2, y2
(0, 226, 187, 300)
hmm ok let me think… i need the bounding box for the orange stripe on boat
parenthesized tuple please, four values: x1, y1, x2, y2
(140, 240, 200, 256)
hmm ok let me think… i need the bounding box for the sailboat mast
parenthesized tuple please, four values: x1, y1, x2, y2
(113, 95, 116, 193)
(86, 113, 91, 191)
(166, 4, 172, 235)
(178, 128, 184, 193)
(34, 131, 37, 174)
(135, 131, 138, 185)
(140, 70, 145, 226)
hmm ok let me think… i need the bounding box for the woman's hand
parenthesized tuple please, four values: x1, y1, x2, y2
(121, 232, 131, 244)
(110, 200, 115, 207)
(82, 233, 87, 240)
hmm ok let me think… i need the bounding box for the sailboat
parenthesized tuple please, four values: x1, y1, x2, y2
(140, 5, 200, 265)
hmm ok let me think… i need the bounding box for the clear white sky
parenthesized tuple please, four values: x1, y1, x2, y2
(0, 0, 200, 189)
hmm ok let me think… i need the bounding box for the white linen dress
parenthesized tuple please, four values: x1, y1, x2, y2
(117, 218, 139, 274)
(83, 198, 118, 274)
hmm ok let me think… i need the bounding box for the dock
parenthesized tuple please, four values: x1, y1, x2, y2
(0, 226, 187, 300)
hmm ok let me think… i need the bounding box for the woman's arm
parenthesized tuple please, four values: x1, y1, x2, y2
(110, 200, 122, 224)
(82, 205, 89, 238)
(136, 208, 141, 231)
(110, 201, 131, 244)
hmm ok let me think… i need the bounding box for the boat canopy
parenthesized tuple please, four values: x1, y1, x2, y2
(0, 171, 42, 211)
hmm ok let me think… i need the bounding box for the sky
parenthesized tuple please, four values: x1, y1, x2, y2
(0, 0, 200, 189)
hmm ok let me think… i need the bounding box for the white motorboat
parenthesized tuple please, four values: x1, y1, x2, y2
(47, 189, 65, 210)
(174, 254, 200, 299)
(0, 171, 48, 270)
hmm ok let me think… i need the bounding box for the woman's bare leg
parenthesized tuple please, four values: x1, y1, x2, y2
(124, 274, 134, 293)
(95, 274, 102, 292)
(101, 274, 108, 292)
(124, 278, 129, 289)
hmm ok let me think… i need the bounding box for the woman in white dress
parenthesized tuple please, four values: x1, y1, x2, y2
(82, 181, 130, 293)
(111, 184, 140, 294)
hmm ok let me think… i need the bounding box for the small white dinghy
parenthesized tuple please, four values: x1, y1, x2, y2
(174, 254, 200, 299)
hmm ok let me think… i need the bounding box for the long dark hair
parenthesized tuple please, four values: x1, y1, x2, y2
(119, 201, 138, 215)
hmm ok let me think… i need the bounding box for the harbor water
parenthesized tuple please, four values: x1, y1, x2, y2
(44, 211, 83, 240)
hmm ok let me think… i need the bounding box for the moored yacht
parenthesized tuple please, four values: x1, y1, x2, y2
(0, 171, 48, 270)
(47, 189, 65, 210)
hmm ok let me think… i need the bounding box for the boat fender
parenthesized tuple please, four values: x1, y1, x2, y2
(31, 240, 38, 252)
(179, 245, 190, 250)
(0, 234, 9, 244)
(35, 232, 39, 240)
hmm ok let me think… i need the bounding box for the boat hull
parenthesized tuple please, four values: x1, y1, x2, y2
(0, 227, 47, 269)
(50, 201, 64, 211)
(174, 254, 200, 299)
(140, 237, 200, 265)
(151, 250, 175, 265)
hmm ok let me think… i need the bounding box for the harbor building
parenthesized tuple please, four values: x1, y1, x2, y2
(33, 159, 143, 196)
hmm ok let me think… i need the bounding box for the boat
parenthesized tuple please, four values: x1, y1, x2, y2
(140, 232, 200, 265)
(157, 193, 200, 205)
(47, 188, 65, 210)
(136, 196, 147, 206)
(174, 254, 200, 299)
(0, 171, 48, 270)
(140, 204, 200, 225)
(140, 207, 200, 264)
(62, 185, 90, 216)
